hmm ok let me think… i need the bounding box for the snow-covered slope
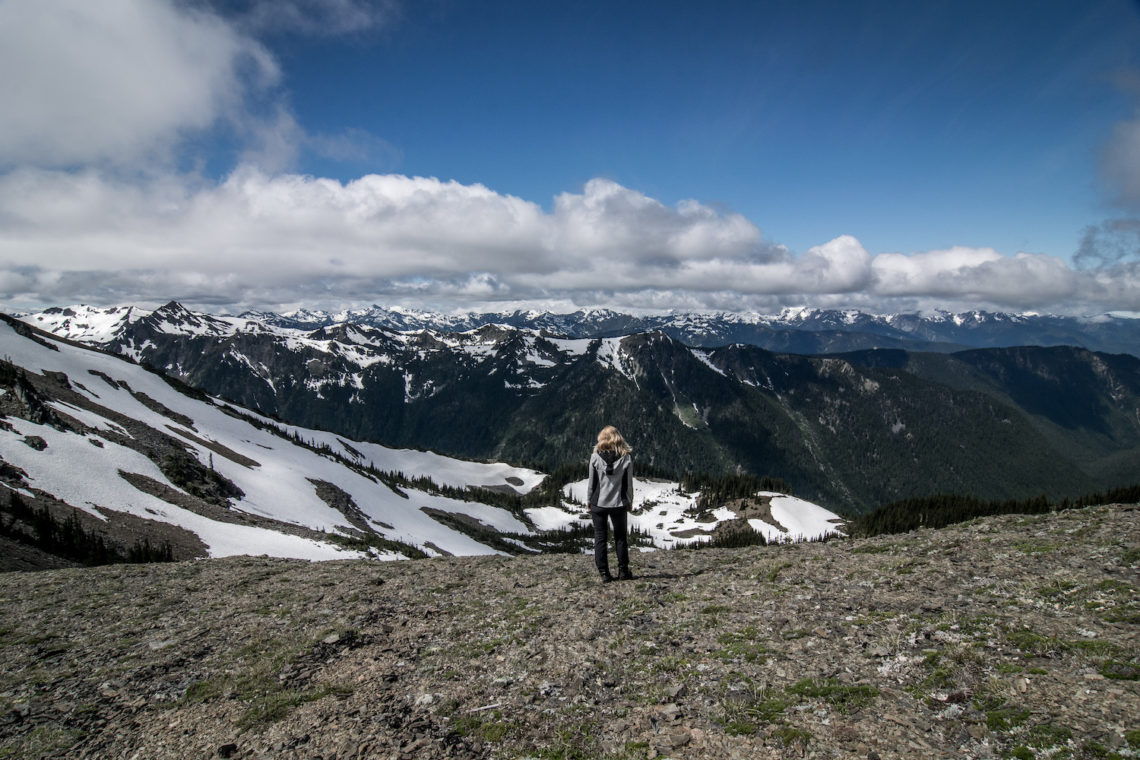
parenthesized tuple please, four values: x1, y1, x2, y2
(0, 318, 545, 561)
(551, 480, 844, 546)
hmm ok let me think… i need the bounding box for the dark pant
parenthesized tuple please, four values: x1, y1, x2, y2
(591, 508, 629, 575)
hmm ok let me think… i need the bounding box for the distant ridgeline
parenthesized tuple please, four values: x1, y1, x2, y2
(851, 484, 1140, 538)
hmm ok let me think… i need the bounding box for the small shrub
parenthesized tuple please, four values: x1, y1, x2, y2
(701, 604, 732, 615)
(773, 725, 812, 748)
(786, 678, 878, 715)
(1024, 723, 1073, 749)
(1005, 628, 1066, 657)
(452, 711, 513, 743)
(1099, 660, 1140, 681)
(717, 686, 789, 736)
(986, 707, 1030, 731)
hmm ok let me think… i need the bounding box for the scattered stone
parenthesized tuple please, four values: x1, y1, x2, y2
(0, 504, 1135, 760)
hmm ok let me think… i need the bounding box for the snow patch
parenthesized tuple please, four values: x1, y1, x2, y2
(691, 349, 726, 377)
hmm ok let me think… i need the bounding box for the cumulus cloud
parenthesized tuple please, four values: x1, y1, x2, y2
(1, 167, 1137, 314)
(0, 0, 278, 170)
(549, 179, 772, 264)
(873, 248, 1082, 308)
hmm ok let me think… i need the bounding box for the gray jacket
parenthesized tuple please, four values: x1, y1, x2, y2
(587, 450, 633, 510)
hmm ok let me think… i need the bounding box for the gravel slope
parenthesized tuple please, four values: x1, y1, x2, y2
(1, 504, 1137, 759)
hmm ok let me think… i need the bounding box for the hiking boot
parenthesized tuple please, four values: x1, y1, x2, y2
(617, 569, 634, 581)
(599, 571, 615, 583)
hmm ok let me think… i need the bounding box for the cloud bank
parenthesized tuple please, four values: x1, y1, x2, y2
(2, 167, 1135, 314)
(0, 0, 1135, 316)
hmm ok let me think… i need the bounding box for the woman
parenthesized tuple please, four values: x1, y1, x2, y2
(587, 425, 634, 582)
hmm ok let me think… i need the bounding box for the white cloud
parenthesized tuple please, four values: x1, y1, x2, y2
(872, 247, 1084, 308)
(0, 0, 277, 169)
(549, 179, 770, 263)
(1, 167, 1136, 314)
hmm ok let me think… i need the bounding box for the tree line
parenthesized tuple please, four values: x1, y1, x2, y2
(679, 472, 793, 511)
(1, 491, 174, 566)
(849, 483, 1140, 538)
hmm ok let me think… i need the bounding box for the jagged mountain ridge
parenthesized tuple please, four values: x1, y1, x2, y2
(24, 301, 1140, 355)
(17, 303, 1140, 513)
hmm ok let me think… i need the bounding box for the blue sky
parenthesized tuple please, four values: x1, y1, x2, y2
(1, 0, 1139, 315)
(279, 0, 1130, 256)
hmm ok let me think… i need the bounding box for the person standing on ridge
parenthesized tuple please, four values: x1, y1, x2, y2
(587, 425, 635, 582)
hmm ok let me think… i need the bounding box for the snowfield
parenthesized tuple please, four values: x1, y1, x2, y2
(552, 479, 844, 547)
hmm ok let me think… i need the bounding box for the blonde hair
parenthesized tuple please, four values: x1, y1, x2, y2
(595, 425, 632, 456)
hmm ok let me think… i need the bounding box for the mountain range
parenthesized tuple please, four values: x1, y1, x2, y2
(0, 313, 844, 569)
(15, 303, 1140, 515)
(29, 302, 1140, 356)
(254, 304, 1140, 356)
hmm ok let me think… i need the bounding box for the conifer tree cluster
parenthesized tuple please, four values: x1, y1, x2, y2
(850, 483, 1140, 538)
(1, 491, 174, 565)
(679, 472, 792, 511)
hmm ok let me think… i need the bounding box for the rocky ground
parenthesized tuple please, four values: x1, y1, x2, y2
(1, 504, 1137, 760)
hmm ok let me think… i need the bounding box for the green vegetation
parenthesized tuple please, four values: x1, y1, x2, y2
(986, 707, 1030, 731)
(531, 725, 599, 760)
(851, 484, 1140, 538)
(679, 472, 793, 509)
(691, 525, 768, 549)
(763, 562, 793, 582)
(1004, 627, 1066, 658)
(178, 629, 357, 730)
(718, 686, 790, 735)
(714, 626, 768, 663)
(701, 604, 732, 615)
(773, 725, 812, 749)
(451, 709, 515, 743)
(851, 543, 893, 554)
(0, 725, 82, 759)
(1099, 660, 1140, 681)
(1012, 540, 1058, 555)
(1000, 723, 1077, 759)
(235, 683, 351, 730)
(718, 678, 877, 739)
(0, 491, 174, 566)
(786, 678, 878, 715)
